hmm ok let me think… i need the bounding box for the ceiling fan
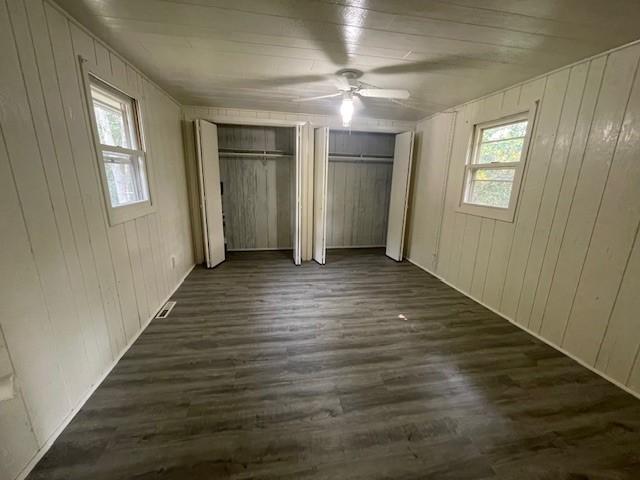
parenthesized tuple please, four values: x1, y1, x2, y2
(292, 69, 410, 127)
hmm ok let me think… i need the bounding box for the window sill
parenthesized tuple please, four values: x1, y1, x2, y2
(107, 200, 155, 226)
(456, 202, 516, 222)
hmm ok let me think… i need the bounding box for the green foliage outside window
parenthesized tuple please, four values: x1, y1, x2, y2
(467, 120, 528, 209)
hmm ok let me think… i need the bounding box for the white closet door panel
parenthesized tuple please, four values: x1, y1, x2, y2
(386, 131, 415, 261)
(313, 127, 329, 264)
(293, 125, 302, 265)
(195, 119, 225, 268)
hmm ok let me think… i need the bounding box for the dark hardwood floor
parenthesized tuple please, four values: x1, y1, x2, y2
(28, 249, 640, 479)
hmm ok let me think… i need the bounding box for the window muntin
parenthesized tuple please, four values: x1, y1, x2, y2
(89, 77, 148, 208)
(463, 118, 529, 210)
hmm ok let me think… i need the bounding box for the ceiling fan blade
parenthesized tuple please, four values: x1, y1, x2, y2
(358, 88, 410, 100)
(369, 55, 473, 75)
(241, 74, 329, 88)
(331, 74, 352, 91)
(353, 95, 366, 111)
(390, 99, 431, 113)
(292, 92, 342, 102)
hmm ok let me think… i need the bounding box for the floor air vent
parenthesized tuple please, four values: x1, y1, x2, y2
(156, 301, 176, 319)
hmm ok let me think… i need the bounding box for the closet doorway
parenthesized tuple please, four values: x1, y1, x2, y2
(194, 120, 303, 267)
(313, 128, 414, 264)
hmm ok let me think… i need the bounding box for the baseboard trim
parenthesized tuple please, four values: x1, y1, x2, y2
(227, 248, 293, 252)
(326, 245, 386, 249)
(406, 257, 640, 401)
(15, 263, 196, 480)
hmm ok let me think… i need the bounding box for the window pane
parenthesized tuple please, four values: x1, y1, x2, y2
(90, 82, 138, 149)
(477, 137, 525, 164)
(469, 181, 513, 208)
(481, 120, 527, 142)
(467, 168, 515, 208)
(93, 102, 127, 147)
(103, 151, 148, 207)
(472, 168, 515, 182)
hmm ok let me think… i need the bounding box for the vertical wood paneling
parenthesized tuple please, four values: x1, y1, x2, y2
(326, 131, 395, 248)
(470, 218, 495, 299)
(563, 60, 640, 364)
(436, 106, 475, 279)
(24, 0, 112, 372)
(100, 50, 140, 344)
(106, 227, 140, 340)
(447, 214, 467, 285)
(124, 221, 150, 325)
(8, 0, 101, 384)
(541, 46, 640, 345)
(406, 113, 455, 271)
(135, 217, 161, 311)
(46, 3, 126, 357)
(217, 125, 294, 250)
(449, 93, 504, 291)
(326, 161, 393, 247)
(342, 164, 356, 245)
(514, 63, 589, 327)
(0, 1, 194, 478)
(219, 156, 294, 250)
(482, 80, 546, 310)
(266, 160, 278, 247)
(407, 41, 640, 398)
(332, 162, 346, 246)
(527, 57, 607, 333)
(0, 132, 69, 448)
(1, 0, 92, 413)
(596, 233, 640, 384)
(140, 82, 172, 301)
(458, 215, 481, 292)
(0, 335, 36, 480)
(499, 71, 568, 318)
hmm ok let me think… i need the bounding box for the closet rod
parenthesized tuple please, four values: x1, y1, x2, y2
(330, 152, 393, 159)
(328, 155, 393, 164)
(218, 151, 293, 159)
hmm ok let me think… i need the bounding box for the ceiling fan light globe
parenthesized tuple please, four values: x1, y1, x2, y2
(340, 97, 354, 127)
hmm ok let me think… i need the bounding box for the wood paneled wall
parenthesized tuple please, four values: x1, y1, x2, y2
(217, 125, 294, 250)
(0, 1, 194, 479)
(406, 41, 640, 397)
(327, 131, 395, 248)
(217, 124, 294, 152)
(406, 113, 456, 271)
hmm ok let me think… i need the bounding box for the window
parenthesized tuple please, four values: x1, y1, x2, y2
(90, 77, 148, 207)
(84, 69, 153, 225)
(459, 109, 535, 222)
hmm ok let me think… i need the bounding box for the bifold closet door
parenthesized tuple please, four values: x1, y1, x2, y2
(195, 119, 225, 268)
(313, 127, 329, 264)
(293, 125, 303, 265)
(386, 131, 415, 261)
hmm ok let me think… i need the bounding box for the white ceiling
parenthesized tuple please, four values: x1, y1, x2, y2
(57, 0, 640, 121)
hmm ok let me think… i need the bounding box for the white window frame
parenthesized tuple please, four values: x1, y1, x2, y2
(458, 104, 538, 222)
(80, 56, 155, 226)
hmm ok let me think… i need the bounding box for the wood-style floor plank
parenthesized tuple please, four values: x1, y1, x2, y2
(27, 249, 640, 479)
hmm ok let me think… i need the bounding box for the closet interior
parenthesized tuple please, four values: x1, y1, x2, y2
(217, 124, 296, 251)
(326, 130, 396, 250)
